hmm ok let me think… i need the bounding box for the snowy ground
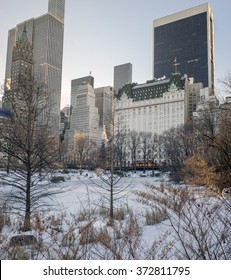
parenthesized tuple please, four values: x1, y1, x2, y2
(0, 169, 230, 260)
(51, 170, 163, 214)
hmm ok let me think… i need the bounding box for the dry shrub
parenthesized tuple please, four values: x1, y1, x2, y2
(47, 215, 63, 231)
(98, 204, 131, 221)
(31, 213, 45, 231)
(181, 153, 231, 192)
(181, 155, 217, 187)
(98, 204, 109, 217)
(136, 182, 231, 260)
(79, 222, 96, 245)
(145, 231, 174, 259)
(145, 207, 167, 225)
(50, 176, 65, 183)
(113, 206, 130, 221)
(94, 211, 143, 259)
(213, 170, 231, 192)
(77, 209, 92, 222)
(9, 246, 30, 260)
(0, 212, 4, 233)
(0, 204, 11, 232)
(34, 214, 88, 260)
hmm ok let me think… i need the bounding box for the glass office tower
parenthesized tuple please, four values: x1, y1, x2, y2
(113, 63, 132, 96)
(153, 3, 214, 93)
(48, 0, 65, 23)
(4, 0, 65, 134)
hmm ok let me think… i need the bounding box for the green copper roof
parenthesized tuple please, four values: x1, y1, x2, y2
(117, 73, 185, 101)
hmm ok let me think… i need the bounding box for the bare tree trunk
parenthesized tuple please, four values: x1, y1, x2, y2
(110, 137, 114, 220)
(80, 158, 83, 175)
(24, 170, 31, 231)
(110, 177, 113, 220)
(6, 154, 10, 174)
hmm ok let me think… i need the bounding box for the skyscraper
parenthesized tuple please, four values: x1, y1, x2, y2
(70, 76, 94, 108)
(10, 23, 34, 94)
(153, 3, 214, 93)
(95, 86, 113, 140)
(48, 0, 65, 23)
(4, 0, 65, 134)
(113, 63, 132, 96)
(3, 23, 34, 112)
(69, 79, 102, 147)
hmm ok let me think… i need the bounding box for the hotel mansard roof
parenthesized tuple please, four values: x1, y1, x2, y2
(117, 73, 186, 102)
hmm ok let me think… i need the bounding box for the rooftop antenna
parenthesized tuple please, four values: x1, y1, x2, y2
(173, 57, 180, 74)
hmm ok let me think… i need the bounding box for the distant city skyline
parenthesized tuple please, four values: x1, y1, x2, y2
(1, 0, 231, 108)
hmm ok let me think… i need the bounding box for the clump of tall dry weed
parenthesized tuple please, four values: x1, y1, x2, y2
(136, 182, 231, 260)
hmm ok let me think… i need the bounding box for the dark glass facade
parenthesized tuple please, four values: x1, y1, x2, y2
(114, 63, 132, 96)
(154, 12, 209, 87)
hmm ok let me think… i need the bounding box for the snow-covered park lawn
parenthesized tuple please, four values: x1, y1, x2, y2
(0, 169, 230, 260)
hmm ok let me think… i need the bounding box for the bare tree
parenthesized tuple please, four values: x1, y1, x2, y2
(218, 73, 231, 97)
(127, 131, 141, 173)
(162, 127, 184, 178)
(149, 133, 161, 175)
(178, 122, 195, 158)
(92, 124, 130, 221)
(161, 122, 196, 181)
(0, 75, 60, 231)
(97, 140, 108, 169)
(114, 132, 127, 171)
(187, 104, 231, 189)
(70, 132, 95, 175)
(93, 170, 131, 221)
(194, 102, 219, 149)
(140, 132, 152, 173)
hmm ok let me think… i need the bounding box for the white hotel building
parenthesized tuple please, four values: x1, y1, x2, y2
(115, 73, 203, 135)
(114, 73, 203, 163)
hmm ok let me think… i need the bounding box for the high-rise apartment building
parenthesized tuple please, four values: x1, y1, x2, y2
(113, 63, 132, 96)
(95, 86, 113, 140)
(153, 3, 214, 93)
(48, 0, 65, 23)
(4, 0, 65, 134)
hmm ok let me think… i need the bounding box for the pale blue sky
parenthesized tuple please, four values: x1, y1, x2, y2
(0, 0, 230, 107)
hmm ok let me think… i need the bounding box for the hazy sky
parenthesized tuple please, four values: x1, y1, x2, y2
(0, 0, 230, 107)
